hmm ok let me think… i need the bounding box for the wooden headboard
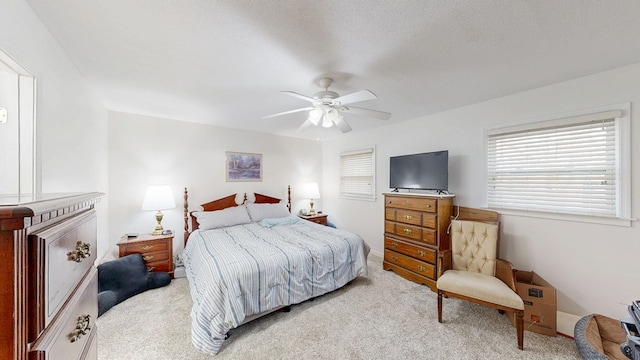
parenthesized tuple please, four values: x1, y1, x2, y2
(183, 186, 292, 245)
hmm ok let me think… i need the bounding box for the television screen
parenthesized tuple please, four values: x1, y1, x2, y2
(389, 150, 448, 191)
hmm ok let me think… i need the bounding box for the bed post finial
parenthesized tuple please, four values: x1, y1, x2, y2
(184, 187, 189, 245)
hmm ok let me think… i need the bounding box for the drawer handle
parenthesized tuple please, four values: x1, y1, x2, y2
(426, 204, 432, 208)
(141, 245, 154, 251)
(69, 314, 91, 342)
(67, 241, 91, 263)
(417, 265, 426, 272)
(391, 242, 399, 248)
(143, 255, 154, 261)
(391, 256, 398, 262)
(147, 266, 155, 272)
(403, 228, 412, 235)
(417, 250, 426, 257)
(404, 215, 412, 220)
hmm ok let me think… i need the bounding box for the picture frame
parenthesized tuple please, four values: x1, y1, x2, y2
(225, 151, 262, 182)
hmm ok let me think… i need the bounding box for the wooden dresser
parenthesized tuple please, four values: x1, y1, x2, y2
(117, 233, 174, 278)
(383, 193, 453, 292)
(298, 213, 328, 226)
(0, 193, 103, 360)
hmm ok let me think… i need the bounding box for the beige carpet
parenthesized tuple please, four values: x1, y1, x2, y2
(97, 256, 581, 359)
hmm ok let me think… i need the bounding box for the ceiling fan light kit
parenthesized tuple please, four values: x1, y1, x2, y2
(264, 76, 391, 134)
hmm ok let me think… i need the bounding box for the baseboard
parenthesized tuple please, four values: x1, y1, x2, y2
(557, 311, 581, 338)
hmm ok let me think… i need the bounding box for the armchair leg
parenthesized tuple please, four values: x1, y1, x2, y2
(515, 310, 524, 350)
(437, 290, 443, 323)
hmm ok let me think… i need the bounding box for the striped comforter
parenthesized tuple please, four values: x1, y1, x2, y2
(183, 217, 369, 356)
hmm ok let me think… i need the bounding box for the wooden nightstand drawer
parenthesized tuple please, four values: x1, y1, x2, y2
(145, 259, 171, 273)
(122, 240, 168, 254)
(140, 250, 169, 263)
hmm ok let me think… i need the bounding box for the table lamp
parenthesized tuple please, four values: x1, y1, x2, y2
(303, 182, 321, 216)
(141, 184, 176, 235)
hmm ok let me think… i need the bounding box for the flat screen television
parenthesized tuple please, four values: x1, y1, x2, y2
(389, 150, 448, 191)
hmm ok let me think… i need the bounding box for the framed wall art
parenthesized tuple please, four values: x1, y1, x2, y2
(225, 151, 262, 182)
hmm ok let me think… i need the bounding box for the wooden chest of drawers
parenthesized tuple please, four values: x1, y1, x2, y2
(298, 214, 328, 226)
(118, 233, 174, 277)
(383, 193, 453, 291)
(0, 193, 103, 360)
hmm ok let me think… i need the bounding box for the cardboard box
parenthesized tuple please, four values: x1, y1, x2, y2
(508, 270, 557, 336)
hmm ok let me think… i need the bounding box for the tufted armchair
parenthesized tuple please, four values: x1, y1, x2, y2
(436, 212, 525, 350)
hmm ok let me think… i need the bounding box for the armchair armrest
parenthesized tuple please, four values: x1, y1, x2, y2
(495, 258, 517, 292)
(437, 249, 452, 278)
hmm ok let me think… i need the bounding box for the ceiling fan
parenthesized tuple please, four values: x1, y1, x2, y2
(263, 77, 391, 133)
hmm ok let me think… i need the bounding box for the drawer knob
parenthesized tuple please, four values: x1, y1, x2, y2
(143, 255, 154, 261)
(69, 314, 91, 342)
(147, 266, 155, 272)
(403, 228, 412, 235)
(391, 256, 398, 262)
(417, 250, 426, 257)
(417, 265, 426, 272)
(141, 245, 154, 251)
(404, 215, 412, 220)
(67, 241, 91, 263)
(391, 242, 399, 248)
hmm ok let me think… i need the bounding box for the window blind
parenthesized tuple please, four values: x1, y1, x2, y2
(487, 110, 621, 217)
(340, 147, 376, 201)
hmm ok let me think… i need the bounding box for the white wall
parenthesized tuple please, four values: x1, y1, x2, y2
(108, 111, 322, 256)
(322, 63, 640, 320)
(0, 70, 19, 193)
(0, 0, 109, 256)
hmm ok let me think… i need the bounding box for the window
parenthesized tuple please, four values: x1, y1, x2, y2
(486, 105, 630, 223)
(340, 147, 376, 201)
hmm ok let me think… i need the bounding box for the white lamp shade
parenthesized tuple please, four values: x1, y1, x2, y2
(141, 185, 176, 211)
(302, 182, 321, 199)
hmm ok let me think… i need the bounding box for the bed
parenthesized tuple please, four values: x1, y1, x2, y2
(181, 186, 369, 356)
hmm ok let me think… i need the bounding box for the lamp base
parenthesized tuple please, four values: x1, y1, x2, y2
(152, 210, 164, 235)
(308, 200, 317, 216)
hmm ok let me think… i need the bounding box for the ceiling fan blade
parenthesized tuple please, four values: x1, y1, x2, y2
(281, 91, 318, 103)
(333, 116, 352, 133)
(263, 107, 314, 119)
(345, 106, 392, 120)
(296, 119, 314, 133)
(333, 90, 377, 105)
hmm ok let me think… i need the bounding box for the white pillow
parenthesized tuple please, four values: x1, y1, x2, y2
(245, 202, 290, 222)
(193, 205, 251, 230)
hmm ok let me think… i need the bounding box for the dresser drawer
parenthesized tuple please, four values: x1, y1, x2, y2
(386, 196, 437, 213)
(390, 223, 437, 245)
(384, 250, 435, 279)
(393, 223, 422, 241)
(30, 269, 98, 360)
(30, 211, 97, 329)
(385, 237, 436, 264)
(395, 209, 423, 226)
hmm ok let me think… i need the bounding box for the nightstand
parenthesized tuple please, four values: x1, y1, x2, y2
(117, 233, 174, 278)
(298, 213, 328, 226)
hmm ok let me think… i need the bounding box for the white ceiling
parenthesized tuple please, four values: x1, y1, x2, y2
(25, 0, 640, 140)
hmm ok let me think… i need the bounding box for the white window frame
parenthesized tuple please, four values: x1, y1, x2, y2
(339, 146, 376, 201)
(484, 103, 632, 227)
